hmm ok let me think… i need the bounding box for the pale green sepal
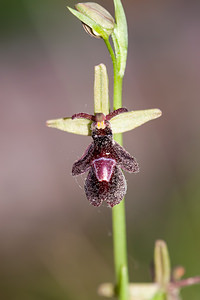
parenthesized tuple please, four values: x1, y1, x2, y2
(110, 109, 162, 134)
(112, 0, 128, 77)
(154, 240, 171, 289)
(46, 117, 92, 136)
(94, 64, 109, 115)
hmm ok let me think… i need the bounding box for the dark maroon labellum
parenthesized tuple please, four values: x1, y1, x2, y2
(72, 108, 139, 207)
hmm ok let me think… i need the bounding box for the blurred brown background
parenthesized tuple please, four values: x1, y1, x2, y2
(1, 0, 200, 299)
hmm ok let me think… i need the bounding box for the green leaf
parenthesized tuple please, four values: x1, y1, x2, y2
(110, 109, 162, 134)
(112, 0, 128, 76)
(46, 117, 92, 136)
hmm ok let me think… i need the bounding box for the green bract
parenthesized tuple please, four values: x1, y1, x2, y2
(68, 2, 115, 39)
(112, 0, 128, 76)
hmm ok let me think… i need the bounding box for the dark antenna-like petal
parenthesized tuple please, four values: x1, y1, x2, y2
(72, 113, 95, 121)
(106, 108, 128, 120)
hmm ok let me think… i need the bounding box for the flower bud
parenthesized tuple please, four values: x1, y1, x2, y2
(154, 240, 171, 289)
(69, 2, 115, 39)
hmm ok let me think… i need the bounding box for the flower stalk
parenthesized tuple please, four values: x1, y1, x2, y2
(111, 53, 129, 300)
(46, 0, 200, 298)
(48, 1, 162, 299)
(108, 1, 129, 298)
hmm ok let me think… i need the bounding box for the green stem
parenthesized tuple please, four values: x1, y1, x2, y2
(113, 82, 129, 300)
(104, 38, 123, 110)
(105, 38, 129, 300)
(113, 73, 123, 110)
(104, 38, 117, 70)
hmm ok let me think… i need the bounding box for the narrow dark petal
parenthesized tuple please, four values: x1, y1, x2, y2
(72, 143, 94, 176)
(113, 142, 139, 173)
(106, 108, 128, 120)
(72, 113, 95, 120)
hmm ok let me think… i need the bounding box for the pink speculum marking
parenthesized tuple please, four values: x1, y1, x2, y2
(92, 157, 116, 182)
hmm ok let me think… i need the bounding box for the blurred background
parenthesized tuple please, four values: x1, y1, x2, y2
(1, 0, 200, 299)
